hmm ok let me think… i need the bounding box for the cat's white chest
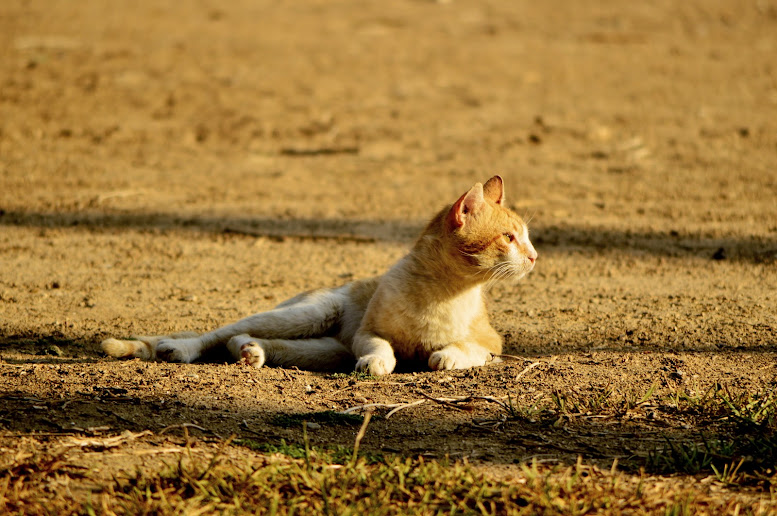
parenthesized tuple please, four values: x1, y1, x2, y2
(376, 283, 483, 358)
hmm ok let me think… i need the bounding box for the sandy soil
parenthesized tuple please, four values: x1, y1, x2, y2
(1, 0, 776, 508)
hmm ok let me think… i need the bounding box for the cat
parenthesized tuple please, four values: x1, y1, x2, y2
(101, 175, 537, 375)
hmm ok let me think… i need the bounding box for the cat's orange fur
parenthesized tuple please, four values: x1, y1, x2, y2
(101, 176, 537, 375)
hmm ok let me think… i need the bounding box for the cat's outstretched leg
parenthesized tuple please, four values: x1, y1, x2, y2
(227, 334, 352, 371)
(155, 287, 346, 363)
(101, 332, 199, 360)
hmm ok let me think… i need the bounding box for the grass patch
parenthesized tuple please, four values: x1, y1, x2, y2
(2, 384, 775, 513)
(504, 384, 777, 488)
(3, 444, 769, 515)
(647, 388, 777, 486)
(0, 448, 87, 514)
(233, 438, 384, 465)
(97, 447, 760, 515)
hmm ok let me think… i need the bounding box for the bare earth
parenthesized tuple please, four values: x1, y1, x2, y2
(1, 0, 776, 511)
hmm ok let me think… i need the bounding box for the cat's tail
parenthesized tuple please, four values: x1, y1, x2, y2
(100, 332, 199, 360)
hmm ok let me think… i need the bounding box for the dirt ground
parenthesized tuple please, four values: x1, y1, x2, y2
(1, 0, 776, 509)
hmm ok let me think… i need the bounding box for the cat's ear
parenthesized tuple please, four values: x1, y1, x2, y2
(448, 182, 485, 228)
(483, 175, 504, 205)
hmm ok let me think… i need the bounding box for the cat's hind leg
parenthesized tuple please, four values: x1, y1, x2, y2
(156, 287, 347, 363)
(227, 334, 352, 371)
(101, 332, 199, 360)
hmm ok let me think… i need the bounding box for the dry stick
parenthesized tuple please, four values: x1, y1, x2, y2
(385, 399, 428, 419)
(493, 353, 525, 361)
(280, 146, 359, 157)
(343, 393, 516, 421)
(344, 394, 510, 419)
(341, 402, 406, 414)
(64, 430, 153, 449)
(515, 361, 542, 381)
(159, 423, 223, 440)
(350, 409, 373, 465)
(470, 395, 511, 411)
(417, 391, 470, 412)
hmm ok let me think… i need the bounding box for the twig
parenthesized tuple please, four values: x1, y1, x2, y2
(159, 423, 222, 440)
(63, 430, 152, 449)
(515, 361, 542, 381)
(417, 391, 470, 412)
(97, 407, 141, 428)
(341, 402, 405, 414)
(130, 447, 190, 456)
(342, 394, 513, 419)
(470, 395, 511, 411)
(350, 409, 373, 464)
(241, 419, 267, 437)
(493, 353, 525, 361)
(279, 146, 359, 157)
(385, 399, 428, 418)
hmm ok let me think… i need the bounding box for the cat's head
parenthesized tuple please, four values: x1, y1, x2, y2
(444, 175, 537, 282)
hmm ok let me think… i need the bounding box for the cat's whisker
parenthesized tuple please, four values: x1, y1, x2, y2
(482, 262, 514, 291)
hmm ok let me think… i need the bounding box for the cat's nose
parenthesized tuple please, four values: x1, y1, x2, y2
(528, 249, 538, 264)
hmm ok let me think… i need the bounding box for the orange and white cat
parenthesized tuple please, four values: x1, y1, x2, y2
(101, 176, 537, 375)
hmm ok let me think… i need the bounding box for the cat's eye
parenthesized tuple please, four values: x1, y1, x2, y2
(503, 233, 515, 243)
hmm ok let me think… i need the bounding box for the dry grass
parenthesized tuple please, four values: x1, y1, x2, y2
(2, 384, 776, 515)
(3, 446, 771, 515)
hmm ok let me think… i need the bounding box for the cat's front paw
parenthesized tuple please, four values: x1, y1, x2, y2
(428, 350, 459, 371)
(355, 354, 393, 376)
(429, 344, 493, 371)
(156, 338, 200, 363)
